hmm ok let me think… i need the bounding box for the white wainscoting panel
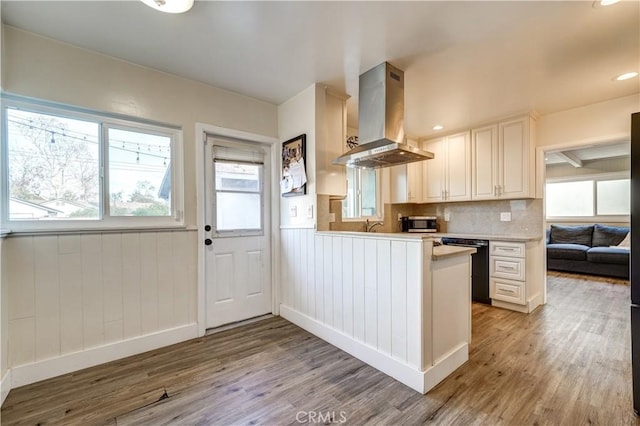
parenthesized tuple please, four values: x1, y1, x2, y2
(4, 230, 198, 375)
(279, 230, 426, 370)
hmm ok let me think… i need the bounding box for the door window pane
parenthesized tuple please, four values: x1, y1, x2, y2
(7, 108, 100, 220)
(546, 181, 594, 217)
(108, 128, 171, 217)
(597, 179, 630, 215)
(215, 162, 262, 231)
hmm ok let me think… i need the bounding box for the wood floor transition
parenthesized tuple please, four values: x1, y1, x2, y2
(2, 271, 638, 425)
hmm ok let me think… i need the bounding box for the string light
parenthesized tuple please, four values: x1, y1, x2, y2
(7, 117, 171, 166)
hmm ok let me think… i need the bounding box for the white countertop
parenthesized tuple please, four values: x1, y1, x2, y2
(432, 245, 477, 260)
(316, 231, 433, 240)
(432, 232, 541, 242)
(318, 230, 541, 242)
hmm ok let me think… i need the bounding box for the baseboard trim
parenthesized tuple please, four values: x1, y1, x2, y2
(11, 323, 198, 389)
(280, 305, 468, 394)
(424, 343, 468, 392)
(1, 369, 11, 407)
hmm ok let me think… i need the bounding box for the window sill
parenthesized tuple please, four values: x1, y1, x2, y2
(3, 225, 197, 237)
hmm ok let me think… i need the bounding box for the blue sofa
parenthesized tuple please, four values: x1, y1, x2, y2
(546, 224, 630, 279)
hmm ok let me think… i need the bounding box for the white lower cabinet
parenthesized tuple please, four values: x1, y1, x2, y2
(491, 277, 525, 305)
(490, 241, 526, 307)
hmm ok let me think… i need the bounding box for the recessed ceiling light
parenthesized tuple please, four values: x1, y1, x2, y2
(140, 0, 194, 13)
(432, 125, 444, 131)
(616, 72, 639, 81)
(600, 0, 620, 5)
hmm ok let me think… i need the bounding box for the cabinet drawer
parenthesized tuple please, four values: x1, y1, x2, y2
(491, 278, 525, 305)
(490, 241, 525, 258)
(490, 256, 525, 280)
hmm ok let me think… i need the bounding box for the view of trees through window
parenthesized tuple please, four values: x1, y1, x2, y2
(6, 108, 171, 220)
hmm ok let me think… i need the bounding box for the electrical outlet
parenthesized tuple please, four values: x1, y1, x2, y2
(500, 212, 512, 222)
(328, 213, 336, 223)
(307, 205, 314, 219)
(289, 205, 297, 217)
(397, 213, 403, 221)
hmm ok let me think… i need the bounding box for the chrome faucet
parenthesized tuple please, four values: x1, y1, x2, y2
(365, 219, 384, 233)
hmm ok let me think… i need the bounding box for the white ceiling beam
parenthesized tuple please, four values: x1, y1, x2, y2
(555, 151, 583, 168)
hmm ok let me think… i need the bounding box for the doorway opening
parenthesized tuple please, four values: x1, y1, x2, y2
(540, 139, 631, 299)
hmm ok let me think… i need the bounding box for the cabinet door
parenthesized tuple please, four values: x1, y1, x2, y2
(445, 131, 471, 201)
(407, 162, 422, 202)
(499, 117, 530, 199)
(421, 137, 445, 203)
(471, 125, 498, 200)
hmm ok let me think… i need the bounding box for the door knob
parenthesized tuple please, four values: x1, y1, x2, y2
(204, 224, 212, 232)
(204, 238, 212, 246)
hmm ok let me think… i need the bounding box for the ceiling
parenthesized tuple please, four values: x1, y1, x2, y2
(1, 1, 639, 139)
(545, 141, 630, 166)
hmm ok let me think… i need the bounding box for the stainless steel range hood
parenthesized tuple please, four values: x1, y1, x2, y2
(333, 62, 434, 168)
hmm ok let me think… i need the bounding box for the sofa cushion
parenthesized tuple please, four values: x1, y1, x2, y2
(586, 247, 630, 265)
(592, 224, 629, 247)
(549, 225, 594, 246)
(547, 243, 590, 261)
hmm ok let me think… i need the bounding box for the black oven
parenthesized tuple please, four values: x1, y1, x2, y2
(401, 216, 437, 233)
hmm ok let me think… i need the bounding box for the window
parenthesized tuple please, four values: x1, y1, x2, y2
(545, 175, 630, 219)
(342, 167, 380, 219)
(1, 95, 183, 230)
(212, 144, 264, 235)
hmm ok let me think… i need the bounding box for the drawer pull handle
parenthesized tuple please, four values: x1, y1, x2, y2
(501, 289, 516, 294)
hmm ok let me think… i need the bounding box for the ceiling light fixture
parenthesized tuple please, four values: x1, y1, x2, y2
(432, 125, 444, 131)
(592, 0, 620, 7)
(140, 0, 194, 13)
(616, 72, 639, 81)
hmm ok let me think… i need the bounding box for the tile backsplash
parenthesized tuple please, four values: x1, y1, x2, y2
(412, 199, 543, 237)
(323, 196, 543, 238)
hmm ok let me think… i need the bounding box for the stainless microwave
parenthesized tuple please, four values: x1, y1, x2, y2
(401, 216, 437, 233)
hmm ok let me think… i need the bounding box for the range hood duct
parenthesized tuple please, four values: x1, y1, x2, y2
(333, 62, 434, 169)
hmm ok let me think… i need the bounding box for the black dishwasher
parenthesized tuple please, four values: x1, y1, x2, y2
(441, 238, 490, 304)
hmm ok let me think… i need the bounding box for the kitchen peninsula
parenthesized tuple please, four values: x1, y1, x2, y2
(278, 230, 475, 394)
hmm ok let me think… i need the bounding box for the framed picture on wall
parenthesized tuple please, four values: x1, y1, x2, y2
(281, 134, 307, 197)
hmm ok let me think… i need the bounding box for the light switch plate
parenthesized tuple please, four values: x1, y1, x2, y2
(307, 205, 313, 219)
(500, 212, 512, 222)
(444, 212, 450, 222)
(289, 205, 297, 217)
(328, 213, 336, 223)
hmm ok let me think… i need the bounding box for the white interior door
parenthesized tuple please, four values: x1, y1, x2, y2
(204, 136, 272, 328)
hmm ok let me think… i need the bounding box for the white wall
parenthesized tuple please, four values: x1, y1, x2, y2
(2, 26, 279, 226)
(537, 94, 639, 148)
(277, 84, 317, 229)
(1, 27, 279, 390)
(0, 236, 8, 404)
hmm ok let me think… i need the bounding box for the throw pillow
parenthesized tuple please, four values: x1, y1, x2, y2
(618, 232, 631, 248)
(592, 224, 629, 247)
(549, 224, 594, 246)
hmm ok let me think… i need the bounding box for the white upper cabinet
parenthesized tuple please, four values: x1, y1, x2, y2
(472, 115, 535, 200)
(421, 131, 471, 203)
(390, 139, 423, 203)
(316, 89, 348, 197)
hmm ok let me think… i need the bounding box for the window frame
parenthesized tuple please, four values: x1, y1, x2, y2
(1, 94, 184, 232)
(342, 166, 382, 221)
(545, 171, 630, 223)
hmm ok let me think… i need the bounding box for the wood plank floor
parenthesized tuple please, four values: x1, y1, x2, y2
(2, 271, 639, 425)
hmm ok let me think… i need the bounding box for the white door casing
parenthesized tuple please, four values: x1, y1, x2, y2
(204, 136, 272, 328)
